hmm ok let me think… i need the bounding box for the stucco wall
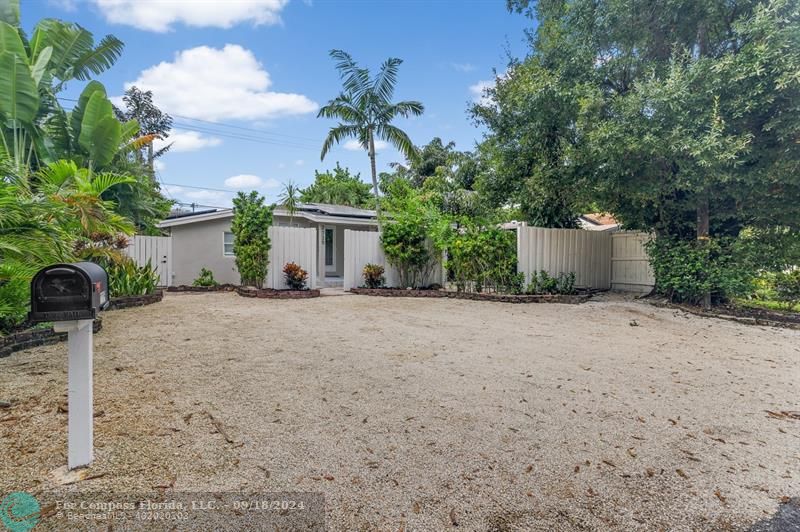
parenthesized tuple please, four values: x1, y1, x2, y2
(169, 217, 238, 286)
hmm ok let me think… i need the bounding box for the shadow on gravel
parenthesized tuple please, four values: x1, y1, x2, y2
(750, 498, 800, 532)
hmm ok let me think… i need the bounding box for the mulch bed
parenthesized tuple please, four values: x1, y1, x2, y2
(1, 319, 103, 358)
(107, 289, 164, 310)
(166, 284, 238, 293)
(651, 300, 800, 329)
(236, 286, 321, 299)
(349, 287, 591, 304)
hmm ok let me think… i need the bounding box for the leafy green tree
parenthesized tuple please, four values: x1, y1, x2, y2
(481, 0, 800, 304)
(231, 191, 273, 288)
(318, 50, 424, 220)
(300, 163, 373, 208)
(114, 85, 173, 171)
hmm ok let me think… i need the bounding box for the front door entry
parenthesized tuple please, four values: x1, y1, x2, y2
(324, 226, 336, 274)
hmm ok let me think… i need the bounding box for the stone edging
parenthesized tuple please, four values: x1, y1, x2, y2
(652, 301, 800, 330)
(166, 284, 238, 293)
(1, 319, 103, 358)
(349, 287, 590, 304)
(108, 289, 164, 310)
(235, 286, 321, 299)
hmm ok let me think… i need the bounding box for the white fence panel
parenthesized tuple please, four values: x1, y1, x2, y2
(125, 235, 172, 286)
(266, 226, 318, 290)
(611, 231, 654, 293)
(344, 230, 444, 290)
(516, 226, 612, 290)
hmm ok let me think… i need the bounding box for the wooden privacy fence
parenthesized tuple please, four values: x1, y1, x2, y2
(266, 226, 318, 290)
(125, 235, 172, 286)
(611, 231, 654, 293)
(343, 230, 444, 290)
(516, 226, 612, 290)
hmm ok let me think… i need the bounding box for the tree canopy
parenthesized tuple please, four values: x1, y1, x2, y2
(300, 163, 373, 208)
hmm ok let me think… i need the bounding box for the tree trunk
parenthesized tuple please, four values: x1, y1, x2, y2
(368, 130, 382, 229)
(147, 143, 155, 176)
(697, 193, 711, 310)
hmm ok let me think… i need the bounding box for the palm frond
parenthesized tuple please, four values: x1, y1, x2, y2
(375, 124, 420, 162)
(329, 49, 370, 98)
(372, 57, 402, 103)
(320, 124, 362, 161)
(72, 33, 124, 80)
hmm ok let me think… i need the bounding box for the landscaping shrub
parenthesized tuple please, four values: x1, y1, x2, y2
(283, 262, 309, 290)
(107, 259, 159, 297)
(774, 270, 800, 310)
(362, 263, 385, 288)
(381, 195, 444, 288)
(645, 237, 753, 305)
(444, 223, 518, 293)
(525, 271, 576, 295)
(192, 268, 218, 287)
(231, 191, 273, 288)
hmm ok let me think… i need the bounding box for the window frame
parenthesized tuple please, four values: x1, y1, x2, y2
(223, 231, 235, 256)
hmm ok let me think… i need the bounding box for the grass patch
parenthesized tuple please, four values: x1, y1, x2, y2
(736, 299, 800, 314)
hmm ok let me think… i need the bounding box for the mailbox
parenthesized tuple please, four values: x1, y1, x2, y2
(29, 262, 109, 323)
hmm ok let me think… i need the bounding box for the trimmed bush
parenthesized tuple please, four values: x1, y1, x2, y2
(283, 262, 309, 290)
(192, 267, 218, 287)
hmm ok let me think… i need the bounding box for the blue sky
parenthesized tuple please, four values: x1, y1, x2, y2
(24, 1, 531, 209)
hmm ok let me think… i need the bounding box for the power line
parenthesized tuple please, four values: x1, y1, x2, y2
(161, 182, 240, 194)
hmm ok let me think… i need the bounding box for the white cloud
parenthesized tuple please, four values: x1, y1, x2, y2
(469, 80, 494, 104)
(153, 159, 166, 172)
(154, 129, 222, 153)
(295, 159, 304, 166)
(48, 0, 77, 11)
(223, 174, 281, 190)
(451, 62, 476, 72)
(122, 44, 318, 122)
(91, 0, 288, 32)
(343, 139, 389, 152)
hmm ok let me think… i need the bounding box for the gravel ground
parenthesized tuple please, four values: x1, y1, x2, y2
(1, 291, 798, 531)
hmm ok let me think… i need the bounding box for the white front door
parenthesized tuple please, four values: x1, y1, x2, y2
(323, 226, 336, 274)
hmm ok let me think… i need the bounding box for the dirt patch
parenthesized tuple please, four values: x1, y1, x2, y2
(1, 292, 798, 530)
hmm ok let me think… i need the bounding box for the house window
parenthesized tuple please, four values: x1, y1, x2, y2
(223, 232, 234, 256)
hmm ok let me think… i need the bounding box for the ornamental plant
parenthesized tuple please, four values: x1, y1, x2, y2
(362, 263, 385, 288)
(283, 262, 309, 290)
(231, 191, 273, 288)
(774, 270, 800, 310)
(192, 267, 218, 287)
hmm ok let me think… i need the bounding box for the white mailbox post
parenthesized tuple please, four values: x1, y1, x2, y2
(29, 262, 109, 470)
(53, 319, 95, 469)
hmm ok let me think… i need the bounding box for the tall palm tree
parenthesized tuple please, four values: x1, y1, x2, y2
(278, 180, 300, 225)
(318, 50, 424, 221)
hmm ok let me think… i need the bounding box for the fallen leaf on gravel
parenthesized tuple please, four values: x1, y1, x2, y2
(602, 460, 616, 468)
(668, 419, 677, 425)
(57, 403, 67, 414)
(636, 416, 645, 423)
(714, 490, 727, 505)
(525, 465, 533, 473)
(765, 410, 800, 421)
(676, 469, 688, 479)
(449, 508, 458, 526)
(412, 502, 421, 514)
(645, 468, 655, 478)
(323, 475, 334, 481)
(627, 448, 637, 458)
(574, 465, 580, 473)
(0, 415, 18, 423)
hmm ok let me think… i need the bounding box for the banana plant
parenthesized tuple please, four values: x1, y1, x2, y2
(0, 0, 126, 173)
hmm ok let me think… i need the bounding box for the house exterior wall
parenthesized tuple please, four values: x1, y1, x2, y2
(166, 214, 376, 285)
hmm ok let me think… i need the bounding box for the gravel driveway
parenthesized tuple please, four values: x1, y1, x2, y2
(1, 291, 798, 530)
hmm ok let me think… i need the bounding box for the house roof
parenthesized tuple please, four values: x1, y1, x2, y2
(578, 213, 620, 232)
(157, 202, 377, 229)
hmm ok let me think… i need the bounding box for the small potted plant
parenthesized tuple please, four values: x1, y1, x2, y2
(283, 262, 309, 290)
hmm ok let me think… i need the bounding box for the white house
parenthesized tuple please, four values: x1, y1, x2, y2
(157, 203, 378, 288)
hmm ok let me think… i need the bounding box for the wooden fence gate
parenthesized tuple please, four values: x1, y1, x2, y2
(610, 231, 654, 293)
(124, 236, 172, 287)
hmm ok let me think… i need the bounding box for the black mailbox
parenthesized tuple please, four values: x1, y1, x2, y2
(29, 262, 109, 323)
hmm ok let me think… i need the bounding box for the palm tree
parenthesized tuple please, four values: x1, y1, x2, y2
(278, 180, 301, 225)
(318, 50, 424, 221)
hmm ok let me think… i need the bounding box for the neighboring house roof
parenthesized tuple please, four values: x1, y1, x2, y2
(578, 212, 620, 232)
(157, 202, 377, 229)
